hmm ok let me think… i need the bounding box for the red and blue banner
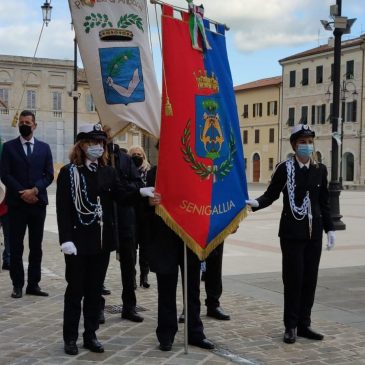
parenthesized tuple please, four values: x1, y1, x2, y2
(156, 4, 248, 260)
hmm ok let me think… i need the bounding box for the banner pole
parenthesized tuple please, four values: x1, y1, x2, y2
(149, 0, 230, 30)
(183, 242, 189, 354)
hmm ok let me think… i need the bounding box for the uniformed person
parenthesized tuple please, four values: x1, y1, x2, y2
(146, 166, 215, 352)
(246, 124, 335, 344)
(56, 123, 154, 356)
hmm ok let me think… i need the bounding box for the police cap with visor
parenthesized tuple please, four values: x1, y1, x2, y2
(290, 124, 315, 143)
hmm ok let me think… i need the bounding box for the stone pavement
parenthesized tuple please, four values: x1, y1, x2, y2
(0, 186, 365, 365)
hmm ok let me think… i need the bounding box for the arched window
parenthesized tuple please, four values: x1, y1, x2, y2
(343, 152, 354, 182)
(316, 151, 322, 163)
(252, 153, 260, 182)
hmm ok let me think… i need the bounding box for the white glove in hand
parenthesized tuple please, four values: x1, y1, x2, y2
(326, 231, 335, 250)
(61, 241, 77, 255)
(140, 187, 155, 198)
(245, 199, 259, 208)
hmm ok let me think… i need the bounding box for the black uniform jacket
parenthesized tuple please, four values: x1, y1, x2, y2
(253, 158, 334, 240)
(56, 163, 141, 255)
(143, 166, 185, 275)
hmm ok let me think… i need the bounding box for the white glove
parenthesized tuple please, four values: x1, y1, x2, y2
(245, 199, 259, 208)
(61, 241, 77, 255)
(326, 231, 335, 250)
(140, 187, 155, 198)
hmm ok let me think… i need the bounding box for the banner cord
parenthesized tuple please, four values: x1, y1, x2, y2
(153, 3, 173, 116)
(11, 20, 47, 127)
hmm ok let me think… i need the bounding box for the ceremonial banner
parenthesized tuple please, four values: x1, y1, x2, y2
(156, 4, 249, 260)
(69, 0, 160, 137)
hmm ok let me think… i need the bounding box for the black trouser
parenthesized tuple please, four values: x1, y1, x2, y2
(8, 204, 46, 289)
(119, 236, 137, 311)
(156, 247, 204, 345)
(280, 238, 322, 329)
(63, 252, 110, 342)
(100, 252, 111, 312)
(204, 242, 224, 309)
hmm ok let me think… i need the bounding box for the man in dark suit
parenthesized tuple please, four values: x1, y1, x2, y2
(0, 110, 54, 299)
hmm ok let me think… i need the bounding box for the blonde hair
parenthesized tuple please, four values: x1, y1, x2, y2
(69, 139, 108, 166)
(128, 145, 150, 171)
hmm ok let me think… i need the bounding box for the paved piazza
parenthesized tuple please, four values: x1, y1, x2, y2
(0, 184, 365, 364)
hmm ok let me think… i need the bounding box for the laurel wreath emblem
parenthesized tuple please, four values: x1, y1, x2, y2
(83, 13, 143, 33)
(181, 120, 236, 181)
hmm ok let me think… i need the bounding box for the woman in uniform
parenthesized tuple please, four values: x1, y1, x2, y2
(56, 123, 153, 356)
(246, 124, 335, 344)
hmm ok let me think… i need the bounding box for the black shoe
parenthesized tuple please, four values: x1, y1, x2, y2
(283, 328, 296, 344)
(101, 285, 111, 296)
(207, 307, 230, 320)
(64, 340, 78, 355)
(99, 310, 105, 324)
(122, 309, 144, 322)
(140, 274, 150, 288)
(297, 326, 324, 340)
(83, 338, 104, 353)
(159, 342, 172, 351)
(178, 311, 184, 323)
(189, 338, 215, 350)
(2, 262, 10, 270)
(11, 287, 22, 299)
(25, 286, 49, 296)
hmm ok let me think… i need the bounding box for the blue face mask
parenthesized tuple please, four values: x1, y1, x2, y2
(296, 143, 314, 158)
(85, 144, 104, 161)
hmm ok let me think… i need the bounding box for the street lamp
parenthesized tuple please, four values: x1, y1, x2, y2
(41, 0, 52, 26)
(325, 80, 358, 188)
(320, 0, 356, 230)
(70, 23, 79, 142)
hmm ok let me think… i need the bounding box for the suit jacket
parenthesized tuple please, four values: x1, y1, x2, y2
(56, 163, 141, 255)
(0, 136, 54, 207)
(254, 158, 334, 240)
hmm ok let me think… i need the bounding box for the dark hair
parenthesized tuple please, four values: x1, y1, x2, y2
(19, 110, 35, 123)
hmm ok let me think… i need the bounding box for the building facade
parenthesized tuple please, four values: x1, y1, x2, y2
(0, 55, 149, 168)
(279, 35, 365, 187)
(234, 76, 281, 183)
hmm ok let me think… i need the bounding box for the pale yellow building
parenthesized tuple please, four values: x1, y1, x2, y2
(279, 35, 365, 187)
(234, 76, 282, 183)
(0, 55, 150, 166)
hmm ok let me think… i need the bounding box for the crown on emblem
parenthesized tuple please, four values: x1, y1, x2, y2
(99, 28, 133, 41)
(194, 70, 219, 92)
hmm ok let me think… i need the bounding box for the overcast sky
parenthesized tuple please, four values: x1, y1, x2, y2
(0, 0, 364, 87)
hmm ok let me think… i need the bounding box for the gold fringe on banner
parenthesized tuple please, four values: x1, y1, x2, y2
(155, 204, 248, 261)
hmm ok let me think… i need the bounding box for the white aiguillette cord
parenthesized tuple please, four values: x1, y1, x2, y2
(71, 165, 104, 247)
(286, 158, 313, 238)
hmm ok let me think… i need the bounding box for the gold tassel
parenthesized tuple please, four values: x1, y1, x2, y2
(11, 112, 19, 127)
(165, 96, 173, 116)
(156, 204, 248, 261)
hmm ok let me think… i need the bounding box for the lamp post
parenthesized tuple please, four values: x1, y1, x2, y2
(41, 0, 52, 26)
(73, 36, 78, 142)
(325, 79, 358, 188)
(320, 0, 356, 230)
(70, 23, 79, 142)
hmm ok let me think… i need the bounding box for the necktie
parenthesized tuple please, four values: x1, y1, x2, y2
(89, 162, 98, 172)
(25, 142, 32, 157)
